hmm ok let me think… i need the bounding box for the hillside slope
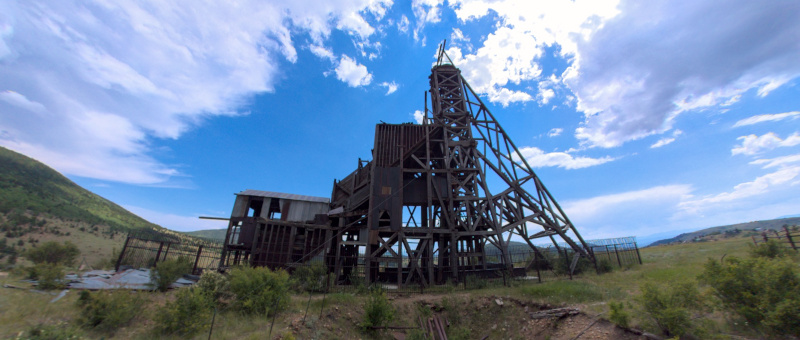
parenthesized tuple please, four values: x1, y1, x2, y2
(184, 228, 227, 241)
(0, 146, 162, 233)
(649, 216, 800, 246)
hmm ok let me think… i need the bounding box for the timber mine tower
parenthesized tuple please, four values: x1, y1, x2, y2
(219, 43, 594, 288)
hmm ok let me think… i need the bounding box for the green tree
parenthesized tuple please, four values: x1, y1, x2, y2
(700, 256, 800, 336)
(24, 241, 79, 266)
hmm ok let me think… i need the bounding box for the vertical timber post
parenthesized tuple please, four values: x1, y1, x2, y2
(785, 225, 797, 251)
(634, 241, 643, 265)
(115, 234, 131, 271)
(193, 245, 204, 275)
(154, 242, 165, 268)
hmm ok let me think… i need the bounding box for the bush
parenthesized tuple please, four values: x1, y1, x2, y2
(15, 322, 83, 340)
(291, 263, 327, 292)
(597, 258, 614, 274)
(155, 287, 214, 336)
(360, 287, 395, 332)
(196, 270, 230, 304)
(228, 266, 290, 316)
(24, 241, 79, 266)
(749, 239, 790, 259)
(637, 281, 705, 337)
(608, 301, 630, 328)
(553, 252, 593, 276)
(699, 256, 800, 336)
(151, 257, 193, 292)
(77, 290, 141, 332)
(36, 263, 66, 290)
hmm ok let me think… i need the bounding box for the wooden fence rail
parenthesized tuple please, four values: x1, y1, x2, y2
(752, 225, 799, 251)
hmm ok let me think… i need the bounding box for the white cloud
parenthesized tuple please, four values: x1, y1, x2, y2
(562, 185, 693, 238)
(518, 146, 615, 169)
(733, 111, 800, 128)
(379, 81, 399, 95)
(412, 0, 445, 42)
(412, 110, 425, 124)
(124, 205, 228, 232)
(565, 185, 692, 222)
(0, 90, 46, 113)
(566, 1, 800, 147)
(0, 0, 389, 184)
(732, 132, 800, 156)
(397, 15, 410, 33)
(335, 55, 373, 87)
(679, 166, 800, 215)
(751, 153, 800, 169)
(450, 28, 469, 42)
(445, 0, 620, 106)
(547, 128, 563, 137)
(309, 44, 335, 61)
(650, 130, 683, 148)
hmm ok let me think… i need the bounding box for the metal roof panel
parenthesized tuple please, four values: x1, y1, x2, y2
(236, 189, 330, 204)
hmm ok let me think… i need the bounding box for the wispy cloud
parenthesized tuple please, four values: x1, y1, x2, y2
(335, 55, 373, 87)
(650, 130, 683, 148)
(679, 166, 800, 215)
(124, 205, 228, 232)
(563, 1, 800, 147)
(518, 146, 616, 169)
(379, 81, 399, 95)
(732, 132, 800, 156)
(547, 128, 563, 138)
(0, 0, 391, 185)
(733, 111, 800, 127)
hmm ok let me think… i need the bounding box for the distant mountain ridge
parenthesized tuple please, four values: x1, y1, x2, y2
(0, 146, 164, 233)
(648, 217, 800, 247)
(184, 228, 228, 240)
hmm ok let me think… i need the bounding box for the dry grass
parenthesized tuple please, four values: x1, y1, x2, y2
(0, 235, 767, 339)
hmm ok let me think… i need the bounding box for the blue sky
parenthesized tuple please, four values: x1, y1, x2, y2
(1, 0, 799, 243)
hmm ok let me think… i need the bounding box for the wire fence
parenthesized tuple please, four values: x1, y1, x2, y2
(752, 225, 800, 251)
(116, 231, 641, 293)
(115, 232, 223, 275)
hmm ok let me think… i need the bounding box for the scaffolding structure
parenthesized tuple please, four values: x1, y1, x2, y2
(219, 45, 594, 288)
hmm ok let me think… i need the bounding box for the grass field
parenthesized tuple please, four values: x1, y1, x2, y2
(0, 235, 792, 339)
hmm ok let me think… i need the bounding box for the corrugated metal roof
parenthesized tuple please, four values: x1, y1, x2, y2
(237, 189, 330, 203)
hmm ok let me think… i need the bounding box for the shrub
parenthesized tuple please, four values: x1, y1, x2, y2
(608, 301, 630, 328)
(151, 257, 192, 292)
(77, 290, 141, 332)
(16, 322, 83, 340)
(553, 252, 593, 276)
(196, 270, 230, 303)
(155, 287, 214, 336)
(596, 258, 614, 274)
(749, 239, 790, 259)
(637, 281, 705, 337)
(36, 263, 66, 290)
(699, 256, 800, 336)
(360, 287, 395, 332)
(291, 263, 327, 292)
(24, 241, 79, 266)
(228, 266, 290, 316)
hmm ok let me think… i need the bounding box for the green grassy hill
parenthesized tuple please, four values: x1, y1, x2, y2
(184, 228, 227, 241)
(648, 216, 800, 246)
(0, 146, 163, 233)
